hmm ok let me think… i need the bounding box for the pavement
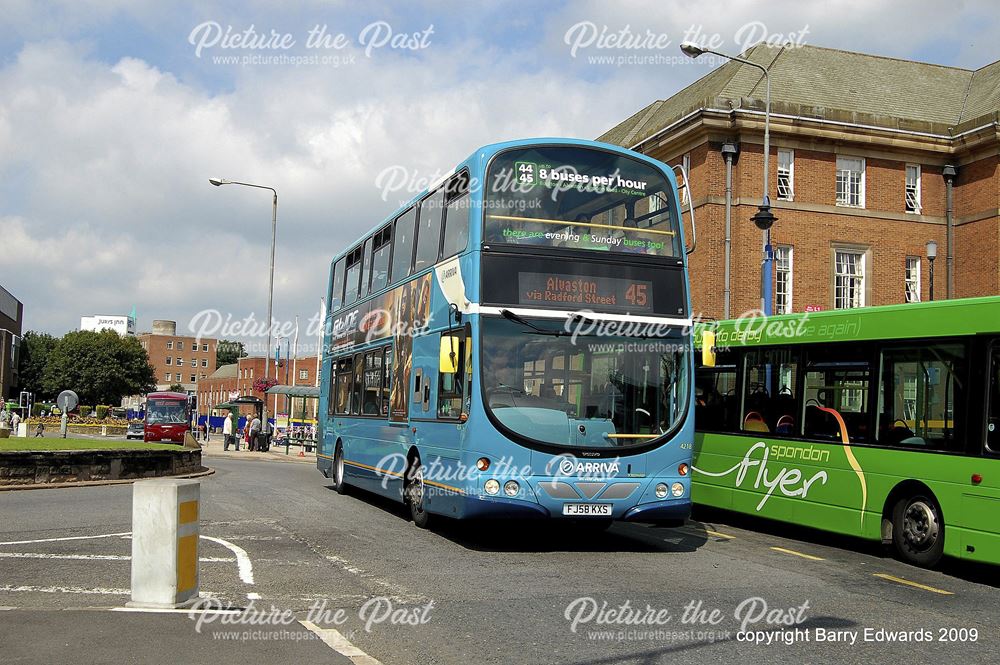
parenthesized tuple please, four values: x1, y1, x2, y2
(196, 435, 317, 463)
(0, 454, 996, 664)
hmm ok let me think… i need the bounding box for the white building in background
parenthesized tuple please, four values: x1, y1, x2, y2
(80, 315, 136, 336)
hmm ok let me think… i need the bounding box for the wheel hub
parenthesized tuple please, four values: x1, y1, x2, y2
(902, 501, 938, 550)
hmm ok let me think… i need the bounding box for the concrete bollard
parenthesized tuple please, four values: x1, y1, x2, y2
(128, 478, 201, 608)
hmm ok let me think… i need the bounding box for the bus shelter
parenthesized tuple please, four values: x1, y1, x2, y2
(265, 384, 319, 454)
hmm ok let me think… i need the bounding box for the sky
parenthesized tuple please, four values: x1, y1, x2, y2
(2, 0, 998, 354)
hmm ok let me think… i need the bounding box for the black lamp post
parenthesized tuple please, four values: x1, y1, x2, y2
(926, 240, 938, 301)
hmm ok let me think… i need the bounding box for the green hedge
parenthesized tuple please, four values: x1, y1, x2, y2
(95, 405, 109, 419)
(79, 405, 92, 417)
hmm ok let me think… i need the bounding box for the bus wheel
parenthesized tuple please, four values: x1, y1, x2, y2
(332, 443, 348, 495)
(405, 458, 433, 529)
(892, 494, 944, 567)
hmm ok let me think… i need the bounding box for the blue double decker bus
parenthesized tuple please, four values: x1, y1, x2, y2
(318, 138, 695, 528)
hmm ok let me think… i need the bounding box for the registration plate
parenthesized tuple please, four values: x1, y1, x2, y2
(562, 503, 613, 516)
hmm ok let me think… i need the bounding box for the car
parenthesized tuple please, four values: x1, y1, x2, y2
(126, 422, 145, 440)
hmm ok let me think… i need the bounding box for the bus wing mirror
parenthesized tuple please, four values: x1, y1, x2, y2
(701, 331, 716, 368)
(440, 337, 460, 374)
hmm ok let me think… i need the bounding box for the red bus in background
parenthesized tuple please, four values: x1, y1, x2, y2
(144, 392, 191, 443)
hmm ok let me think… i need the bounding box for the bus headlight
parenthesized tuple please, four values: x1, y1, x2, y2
(671, 482, 685, 497)
(655, 483, 668, 499)
(484, 479, 500, 495)
(503, 480, 520, 497)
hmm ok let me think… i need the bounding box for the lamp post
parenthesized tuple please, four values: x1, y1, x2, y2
(926, 240, 938, 301)
(680, 41, 776, 315)
(209, 177, 278, 434)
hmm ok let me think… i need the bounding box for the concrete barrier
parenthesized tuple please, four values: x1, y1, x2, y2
(129, 478, 201, 608)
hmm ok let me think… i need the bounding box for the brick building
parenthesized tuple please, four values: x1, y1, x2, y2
(600, 45, 1000, 319)
(137, 319, 218, 393)
(197, 355, 319, 423)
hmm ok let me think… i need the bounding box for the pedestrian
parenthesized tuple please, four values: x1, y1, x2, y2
(223, 411, 237, 451)
(249, 414, 262, 452)
(34, 421, 44, 437)
(244, 415, 254, 451)
(10, 411, 20, 434)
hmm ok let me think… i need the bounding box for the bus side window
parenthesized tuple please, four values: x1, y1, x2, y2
(695, 350, 738, 433)
(438, 333, 466, 420)
(391, 208, 416, 284)
(441, 171, 470, 259)
(414, 188, 445, 273)
(351, 353, 365, 415)
(381, 347, 392, 416)
(877, 344, 966, 450)
(987, 347, 1000, 453)
(334, 357, 353, 415)
(802, 345, 871, 443)
(742, 349, 799, 435)
(330, 258, 345, 311)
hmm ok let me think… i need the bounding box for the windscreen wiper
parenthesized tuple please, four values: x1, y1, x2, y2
(500, 309, 566, 336)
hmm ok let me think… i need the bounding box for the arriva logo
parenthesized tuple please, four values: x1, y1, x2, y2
(551, 455, 620, 478)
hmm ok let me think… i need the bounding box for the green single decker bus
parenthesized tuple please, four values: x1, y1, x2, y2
(693, 296, 1000, 567)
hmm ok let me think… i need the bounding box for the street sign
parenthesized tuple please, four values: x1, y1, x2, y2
(57, 390, 79, 413)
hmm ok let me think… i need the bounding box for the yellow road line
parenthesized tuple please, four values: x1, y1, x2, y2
(770, 546, 825, 561)
(679, 527, 735, 540)
(872, 573, 954, 595)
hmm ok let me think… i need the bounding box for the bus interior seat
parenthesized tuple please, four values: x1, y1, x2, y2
(775, 414, 796, 435)
(880, 418, 915, 446)
(804, 404, 840, 440)
(742, 411, 770, 433)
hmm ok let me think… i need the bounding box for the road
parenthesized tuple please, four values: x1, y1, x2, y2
(0, 453, 996, 664)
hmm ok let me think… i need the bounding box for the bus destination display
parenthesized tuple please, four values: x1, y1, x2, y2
(518, 272, 653, 312)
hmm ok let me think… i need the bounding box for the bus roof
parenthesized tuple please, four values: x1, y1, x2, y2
(146, 391, 189, 400)
(327, 137, 673, 266)
(695, 296, 1000, 348)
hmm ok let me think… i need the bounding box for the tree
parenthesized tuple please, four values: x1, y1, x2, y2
(42, 330, 157, 405)
(17, 331, 58, 400)
(216, 340, 247, 367)
(168, 383, 185, 392)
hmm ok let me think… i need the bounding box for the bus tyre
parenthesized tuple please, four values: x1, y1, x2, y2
(406, 458, 433, 529)
(892, 494, 944, 567)
(332, 444, 348, 495)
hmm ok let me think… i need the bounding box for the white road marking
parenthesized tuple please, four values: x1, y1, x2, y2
(300, 620, 384, 665)
(0, 606, 15, 610)
(0, 552, 234, 562)
(200, 535, 255, 585)
(0, 585, 130, 595)
(112, 606, 242, 615)
(0, 532, 131, 546)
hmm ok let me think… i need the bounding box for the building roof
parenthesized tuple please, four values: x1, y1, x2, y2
(600, 44, 1000, 148)
(207, 363, 238, 379)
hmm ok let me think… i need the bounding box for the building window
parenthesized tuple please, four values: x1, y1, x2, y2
(905, 256, 921, 303)
(777, 149, 794, 201)
(834, 249, 866, 309)
(202, 359, 208, 368)
(165, 372, 170, 381)
(165, 356, 172, 365)
(202, 343, 209, 352)
(166, 341, 173, 350)
(836, 156, 865, 207)
(905, 164, 921, 213)
(191, 358, 197, 367)
(177, 341, 184, 351)
(190, 374, 196, 383)
(176, 357, 184, 366)
(299, 369, 308, 380)
(775, 245, 793, 314)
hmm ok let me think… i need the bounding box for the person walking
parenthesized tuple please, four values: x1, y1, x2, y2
(223, 411, 236, 451)
(249, 414, 262, 452)
(10, 411, 20, 435)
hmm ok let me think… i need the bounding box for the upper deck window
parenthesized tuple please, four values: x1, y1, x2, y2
(484, 146, 682, 257)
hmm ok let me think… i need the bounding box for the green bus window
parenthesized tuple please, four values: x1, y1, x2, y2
(742, 349, 799, 435)
(987, 348, 1000, 453)
(330, 258, 345, 311)
(877, 344, 965, 450)
(438, 333, 466, 420)
(803, 347, 871, 443)
(334, 357, 353, 415)
(390, 208, 416, 284)
(695, 350, 738, 433)
(370, 226, 392, 294)
(414, 188, 445, 273)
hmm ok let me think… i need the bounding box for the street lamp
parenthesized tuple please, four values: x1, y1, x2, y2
(926, 240, 938, 301)
(209, 177, 278, 437)
(680, 41, 776, 314)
